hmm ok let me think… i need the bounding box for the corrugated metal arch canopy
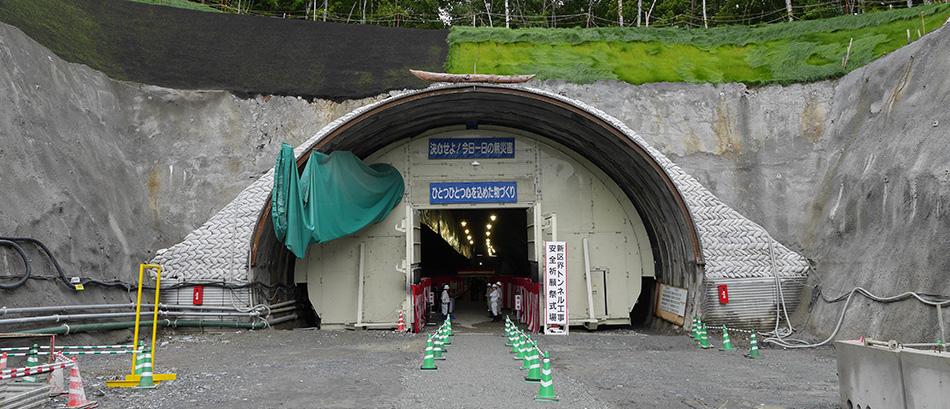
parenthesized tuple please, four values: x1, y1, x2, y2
(255, 85, 702, 288)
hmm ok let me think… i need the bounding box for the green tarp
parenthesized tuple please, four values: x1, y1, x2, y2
(272, 143, 405, 258)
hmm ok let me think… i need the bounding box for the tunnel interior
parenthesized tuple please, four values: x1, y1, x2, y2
(420, 207, 528, 302)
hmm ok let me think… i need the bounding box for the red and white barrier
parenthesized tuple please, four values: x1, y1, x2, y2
(0, 361, 74, 380)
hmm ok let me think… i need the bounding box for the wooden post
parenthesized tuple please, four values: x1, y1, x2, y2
(842, 38, 853, 71)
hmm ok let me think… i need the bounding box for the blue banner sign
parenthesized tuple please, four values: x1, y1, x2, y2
(430, 182, 518, 204)
(428, 137, 515, 159)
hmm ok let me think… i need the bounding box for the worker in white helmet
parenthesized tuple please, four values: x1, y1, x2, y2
(486, 282, 493, 317)
(441, 284, 451, 320)
(489, 284, 501, 322)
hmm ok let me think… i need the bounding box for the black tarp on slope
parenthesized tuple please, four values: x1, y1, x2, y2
(0, 0, 449, 100)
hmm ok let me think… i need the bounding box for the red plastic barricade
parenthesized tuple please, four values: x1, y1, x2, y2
(410, 277, 432, 333)
(513, 277, 541, 333)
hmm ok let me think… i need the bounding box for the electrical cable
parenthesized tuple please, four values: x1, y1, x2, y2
(0, 236, 294, 292)
(763, 286, 950, 348)
(0, 240, 30, 289)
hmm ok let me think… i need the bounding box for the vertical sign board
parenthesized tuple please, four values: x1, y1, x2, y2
(544, 241, 568, 335)
(655, 284, 688, 326)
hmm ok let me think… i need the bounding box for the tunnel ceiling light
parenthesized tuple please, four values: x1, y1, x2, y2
(486, 224, 492, 229)
(486, 231, 491, 236)
(490, 215, 497, 221)
(461, 221, 467, 227)
(465, 229, 470, 234)
(467, 235, 472, 240)
(469, 240, 474, 244)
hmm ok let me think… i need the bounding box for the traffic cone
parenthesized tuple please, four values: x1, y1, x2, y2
(440, 327, 450, 351)
(699, 324, 713, 349)
(521, 339, 535, 370)
(534, 351, 559, 401)
(21, 345, 39, 383)
(514, 333, 527, 360)
(134, 348, 157, 389)
(433, 332, 445, 360)
(49, 353, 70, 396)
(511, 331, 522, 355)
(524, 346, 542, 383)
(396, 311, 406, 332)
(134, 341, 146, 375)
(0, 351, 6, 369)
(690, 316, 699, 339)
(446, 318, 453, 337)
(66, 359, 98, 408)
(720, 325, 735, 351)
(693, 319, 702, 341)
(746, 330, 763, 359)
(505, 321, 513, 345)
(419, 338, 438, 371)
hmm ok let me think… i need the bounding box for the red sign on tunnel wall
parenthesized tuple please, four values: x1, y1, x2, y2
(718, 284, 729, 304)
(193, 286, 204, 305)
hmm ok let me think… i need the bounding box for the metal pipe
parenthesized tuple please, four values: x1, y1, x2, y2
(0, 310, 263, 326)
(268, 306, 298, 315)
(13, 315, 297, 335)
(1, 302, 292, 316)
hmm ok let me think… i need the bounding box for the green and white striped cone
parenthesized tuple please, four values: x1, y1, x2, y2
(134, 347, 158, 389)
(433, 333, 445, 360)
(746, 330, 763, 359)
(690, 316, 699, 339)
(521, 340, 535, 370)
(21, 345, 39, 383)
(693, 318, 703, 341)
(720, 325, 735, 351)
(511, 331, 522, 355)
(505, 321, 514, 346)
(699, 324, 713, 349)
(420, 338, 438, 371)
(134, 341, 147, 375)
(524, 346, 542, 383)
(446, 318, 453, 337)
(514, 333, 527, 360)
(534, 352, 559, 401)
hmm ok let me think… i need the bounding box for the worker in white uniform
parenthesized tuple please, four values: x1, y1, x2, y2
(489, 284, 501, 322)
(441, 284, 451, 320)
(486, 282, 493, 317)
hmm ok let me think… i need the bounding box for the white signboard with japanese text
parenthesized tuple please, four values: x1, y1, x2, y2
(544, 241, 568, 334)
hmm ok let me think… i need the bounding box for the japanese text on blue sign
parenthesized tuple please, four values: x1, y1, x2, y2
(428, 138, 515, 159)
(544, 241, 567, 325)
(430, 182, 517, 204)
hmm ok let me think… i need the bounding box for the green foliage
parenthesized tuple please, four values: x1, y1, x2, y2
(127, 0, 221, 12)
(446, 3, 950, 85)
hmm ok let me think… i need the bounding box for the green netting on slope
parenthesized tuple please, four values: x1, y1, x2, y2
(272, 143, 405, 258)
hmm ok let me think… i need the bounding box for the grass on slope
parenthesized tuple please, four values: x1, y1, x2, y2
(127, 0, 221, 12)
(447, 4, 950, 85)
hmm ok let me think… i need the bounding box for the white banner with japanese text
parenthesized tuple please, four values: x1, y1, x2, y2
(544, 241, 568, 326)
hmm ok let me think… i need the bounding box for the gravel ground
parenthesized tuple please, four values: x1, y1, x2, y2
(33, 317, 839, 409)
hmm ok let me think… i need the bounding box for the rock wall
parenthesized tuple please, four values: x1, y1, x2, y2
(2, 18, 949, 342)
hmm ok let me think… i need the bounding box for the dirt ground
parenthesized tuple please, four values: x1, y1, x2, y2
(30, 312, 840, 409)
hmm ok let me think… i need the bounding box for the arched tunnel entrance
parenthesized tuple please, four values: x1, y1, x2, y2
(250, 85, 703, 331)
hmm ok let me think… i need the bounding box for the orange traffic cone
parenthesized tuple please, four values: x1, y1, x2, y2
(396, 311, 406, 332)
(0, 351, 6, 369)
(66, 359, 98, 409)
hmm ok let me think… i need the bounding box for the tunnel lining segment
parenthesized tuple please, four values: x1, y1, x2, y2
(152, 83, 808, 320)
